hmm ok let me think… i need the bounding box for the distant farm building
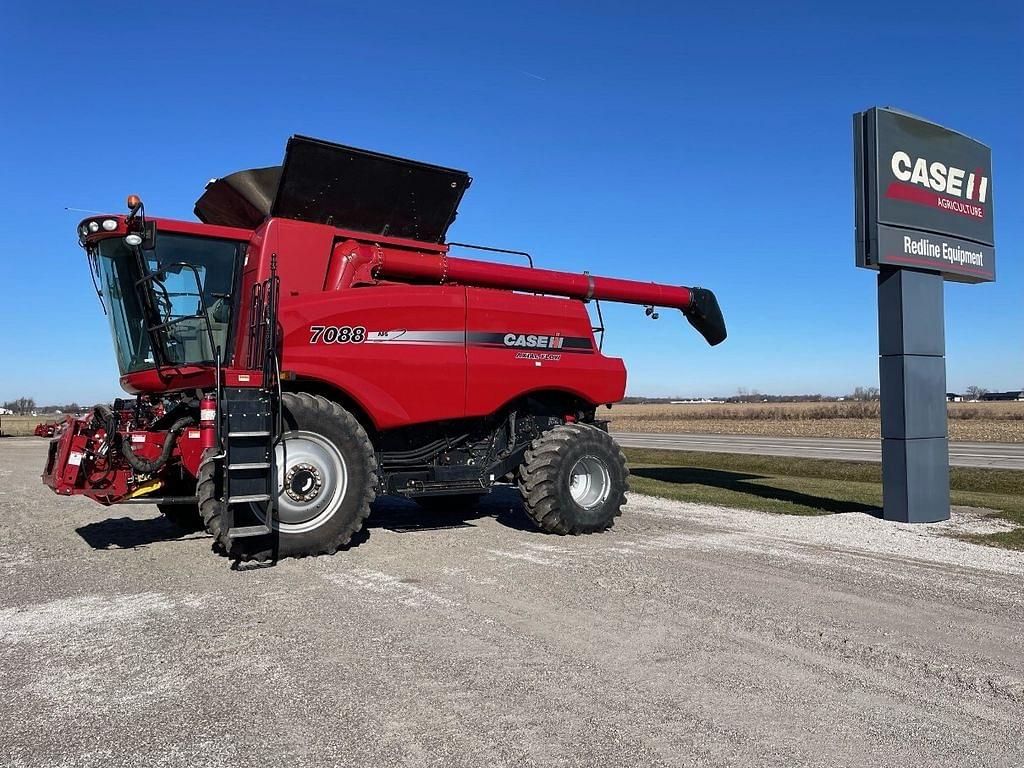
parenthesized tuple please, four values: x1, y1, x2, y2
(980, 391, 1024, 402)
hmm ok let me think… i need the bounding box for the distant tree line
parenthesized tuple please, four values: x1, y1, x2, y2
(2, 397, 36, 415)
(2, 397, 84, 415)
(622, 386, 883, 404)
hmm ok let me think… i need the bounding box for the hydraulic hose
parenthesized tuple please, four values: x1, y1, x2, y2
(93, 404, 194, 474)
(120, 416, 194, 474)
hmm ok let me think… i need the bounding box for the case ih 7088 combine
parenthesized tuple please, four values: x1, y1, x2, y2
(44, 137, 726, 561)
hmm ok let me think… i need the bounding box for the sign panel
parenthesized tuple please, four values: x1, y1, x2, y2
(854, 107, 995, 283)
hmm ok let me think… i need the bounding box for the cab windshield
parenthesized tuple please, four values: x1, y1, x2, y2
(93, 232, 244, 374)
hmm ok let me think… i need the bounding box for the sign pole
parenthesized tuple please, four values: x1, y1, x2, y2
(877, 266, 950, 522)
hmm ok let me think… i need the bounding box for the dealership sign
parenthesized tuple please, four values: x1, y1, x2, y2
(854, 107, 996, 283)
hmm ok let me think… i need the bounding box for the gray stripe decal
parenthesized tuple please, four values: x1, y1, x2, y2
(363, 330, 465, 344)
(361, 329, 594, 353)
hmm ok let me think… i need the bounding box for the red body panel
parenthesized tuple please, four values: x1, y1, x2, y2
(277, 285, 625, 430)
(464, 289, 624, 416)
(280, 285, 469, 428)
(121, 366, 215, 395)
(100, 213, 632, 428)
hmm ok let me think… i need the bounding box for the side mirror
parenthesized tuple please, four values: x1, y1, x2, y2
(142, 221, 157, 250)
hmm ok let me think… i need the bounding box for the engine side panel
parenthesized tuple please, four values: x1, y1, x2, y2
(277, 285, 626, 430)
(278, 285, 468, 429)
(465, 289, 626, 417)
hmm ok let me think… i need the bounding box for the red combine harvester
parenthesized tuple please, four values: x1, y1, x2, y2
(43, 137, 726, 561)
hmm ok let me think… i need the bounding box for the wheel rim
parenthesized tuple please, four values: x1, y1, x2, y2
(253, 430, 348, 534)
(568, 455, 611, 510)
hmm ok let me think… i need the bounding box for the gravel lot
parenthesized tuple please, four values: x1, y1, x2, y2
(1, 439, 1022, 767)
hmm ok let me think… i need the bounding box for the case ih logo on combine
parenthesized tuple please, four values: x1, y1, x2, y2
(503, 333, 565, 350)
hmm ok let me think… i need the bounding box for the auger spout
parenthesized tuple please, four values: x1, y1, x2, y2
(373, 251, 728, 346)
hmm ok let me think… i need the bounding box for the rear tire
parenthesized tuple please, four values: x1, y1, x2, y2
(198, 393, 378, 561)
(517, 423, 628, 535)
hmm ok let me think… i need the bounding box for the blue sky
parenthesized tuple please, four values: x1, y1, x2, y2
(0, 1, 1020, 403)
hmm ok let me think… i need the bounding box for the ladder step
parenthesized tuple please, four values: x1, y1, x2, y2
(228, 524, 272, 539)
(228, 430, 271, 438)
(227, 493, 272, 504)
(228, 462, 272, 471)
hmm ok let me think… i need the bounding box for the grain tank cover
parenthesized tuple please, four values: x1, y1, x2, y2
(272, 135, 471, 242)
(195, 136, 472, 242)
(194, 166, 282, 230)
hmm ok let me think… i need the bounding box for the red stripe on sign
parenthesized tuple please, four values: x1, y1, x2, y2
(884, 182, 984, 220)
(883, 254, 992, 277)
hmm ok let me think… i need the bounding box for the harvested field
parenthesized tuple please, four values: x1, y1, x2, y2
(0, 415, 64, 438)
(6, 403, 1023, 442)
(607, 401, 1024, 442)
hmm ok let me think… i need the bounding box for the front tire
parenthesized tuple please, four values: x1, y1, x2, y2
(517, 424, 628, 535)
(157, 467, 203, 531)
(198, 393, 377, 561)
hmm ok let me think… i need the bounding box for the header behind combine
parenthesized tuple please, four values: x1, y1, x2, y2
(44, 136, 726, 561)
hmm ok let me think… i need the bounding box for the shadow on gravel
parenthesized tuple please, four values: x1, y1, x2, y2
(75, 489, 540, 554)
(367, 487, 539, 534)
(632, 466, 882, 517)
(76, 515, 203, 550)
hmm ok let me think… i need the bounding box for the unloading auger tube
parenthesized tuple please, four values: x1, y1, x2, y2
(92, 404, 194, 474)
(372, 251, 728, 346)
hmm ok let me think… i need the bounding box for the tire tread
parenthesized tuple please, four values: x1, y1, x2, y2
(516, 423, 629, 535)
(198, 393, 377, 561)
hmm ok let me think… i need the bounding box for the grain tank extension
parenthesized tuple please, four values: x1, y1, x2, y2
(43, 136, 726, 561)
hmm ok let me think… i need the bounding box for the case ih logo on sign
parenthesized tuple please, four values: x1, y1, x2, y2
(887, 151, 988, 218)
(854, 107, 996, 283)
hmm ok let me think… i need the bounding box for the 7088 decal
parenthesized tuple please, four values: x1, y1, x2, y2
(309, 325, 366, 344)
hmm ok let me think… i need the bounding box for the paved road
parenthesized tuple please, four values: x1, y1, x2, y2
(612, 431, 1024, 470)
(1, 439, 1023, 767)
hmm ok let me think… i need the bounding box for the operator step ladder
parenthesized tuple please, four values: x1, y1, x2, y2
(221, 387, 278, 539)
(220, 257, 282, 540)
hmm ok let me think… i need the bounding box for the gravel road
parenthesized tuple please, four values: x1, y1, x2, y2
(1, 439, 1022, 767)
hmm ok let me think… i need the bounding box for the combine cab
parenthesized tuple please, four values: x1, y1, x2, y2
(43, 136, 726, 561)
